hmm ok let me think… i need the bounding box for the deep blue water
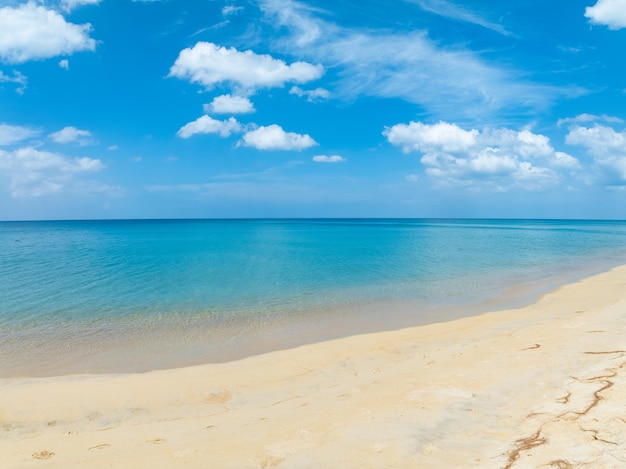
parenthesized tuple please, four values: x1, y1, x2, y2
(2, 218, 626, 375)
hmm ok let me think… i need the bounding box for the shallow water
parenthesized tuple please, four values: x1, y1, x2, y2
(2, 218, 626, 376)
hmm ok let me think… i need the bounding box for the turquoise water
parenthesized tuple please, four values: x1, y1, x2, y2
(2, 218, 626, 376)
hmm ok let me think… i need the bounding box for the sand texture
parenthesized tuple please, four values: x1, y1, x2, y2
(2, 266, 626, 468)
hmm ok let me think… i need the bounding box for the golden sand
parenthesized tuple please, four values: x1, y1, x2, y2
(2, 266, 626, 468)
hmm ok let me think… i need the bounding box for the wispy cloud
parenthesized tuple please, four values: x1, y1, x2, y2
(0, 70, 27, 93)
(60, 0, 101, 13)
(407, 0, 511, 36)
(313, 154, 346, 163)
(0, 123, 39, 146)
(258, 0, 558, 121)
(222, 5, 243, 17)
(290, 85, 330, 102)
(557, 113, 623, 127)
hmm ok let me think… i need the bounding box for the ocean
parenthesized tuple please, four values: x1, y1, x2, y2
(2, 218, 626, 377)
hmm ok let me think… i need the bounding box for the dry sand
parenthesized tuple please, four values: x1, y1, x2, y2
(2, 266, 626, 468)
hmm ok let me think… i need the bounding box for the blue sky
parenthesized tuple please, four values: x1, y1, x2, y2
(1, 0, 626, 219)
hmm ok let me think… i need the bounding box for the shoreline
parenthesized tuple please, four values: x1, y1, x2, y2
(1, 258, 618, 379)
(2, 265, 626, 467)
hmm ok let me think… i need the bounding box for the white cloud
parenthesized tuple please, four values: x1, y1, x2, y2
(384, 121, 579, 190)
(0, 70, 27, 84)
(222, 5, 243, 16)
(0, 123, 39, 146)
(557, 113, 623, 127)
(385, 121, 478, 153)
(60, 0, 102, 12)
(204, 94, 255, 114)
(177, 115, 243, 138)
(169, 42, 323, 93)
(49, 126, 93, 145)
(59, 59, 69, 70)
(259, 0, 324, 46)
(290, 85, 330, 102)
(566, 124, 626, 152)
(0, 70, 27, 93)
(408, 0, 510, 35)
(566, 124, 626, 184)
(0, 3, 96, 64)
(0, 146, 104, 198)
(312, 154, 345, 163)
(552, 151, 580, 169)
(241, 124, 317, 151)
(585, 0, 626, 29)
(259, 0, 558, 120)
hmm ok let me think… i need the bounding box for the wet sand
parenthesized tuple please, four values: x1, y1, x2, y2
(2, 266, 626, 468)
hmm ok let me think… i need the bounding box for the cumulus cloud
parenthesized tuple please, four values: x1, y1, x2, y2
(60, 0, 102, 12)
(385, 121, 478, 153)
(49, 126, 93, 145)
(169, 42, 323, 93)
(0, 3, 96, 64)
(240, 124, 317, 151)
(312, 154, 345, 163)
(0, 123, 39, 146)
(204, 94, 255, 114)
(0, 146, 104, 198)
(177, 115, 243, 138)
(585, 0, 626, 29)
(566, 124, 626, 151)
(289, 85, 330, 102)
(384, 121, 578, 190)
(566, 123, 626, 184)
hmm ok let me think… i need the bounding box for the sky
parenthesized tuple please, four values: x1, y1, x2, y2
(1, 0, 626, 220)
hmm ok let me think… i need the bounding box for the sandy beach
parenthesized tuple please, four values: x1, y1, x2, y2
(2, 266, 626, 468)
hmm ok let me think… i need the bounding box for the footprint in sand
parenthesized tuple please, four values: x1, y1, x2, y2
(32, 450, 55, 459)
(146, 438, 165, 445)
